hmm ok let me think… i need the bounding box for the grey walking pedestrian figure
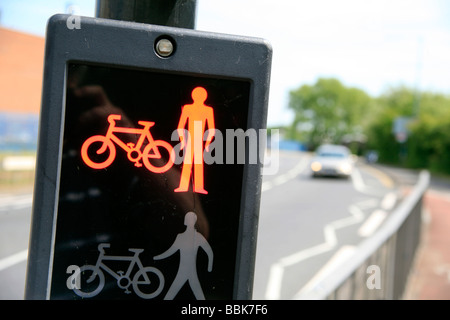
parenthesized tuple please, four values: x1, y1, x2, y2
(154, 211, 213, 300)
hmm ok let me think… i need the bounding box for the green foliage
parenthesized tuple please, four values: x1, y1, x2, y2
(288, 78, 371, 150)
(407, 92, 450, 173)
(364, 87, 417, 164)
(287, 78, 450, 174)
(365, 87, 450, 173)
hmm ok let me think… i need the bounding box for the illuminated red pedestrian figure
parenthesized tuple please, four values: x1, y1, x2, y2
(175, 87, 215, 194)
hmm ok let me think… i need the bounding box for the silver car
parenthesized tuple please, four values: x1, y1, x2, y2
(310, 144, 354, 178)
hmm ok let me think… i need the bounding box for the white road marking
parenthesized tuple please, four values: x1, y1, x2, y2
(351, 165, 397, 196)
(261, 155, 310, 192)
(351, 167, 366, 192)
(0, 194, 33, 212)
(0, 194, 32, 272)
(0, 249, 28, 272)
(265, 204, 365, 299)
(381, 192, 398, 210)
(351, 168, 385, 196)
(265, 264, 286, 300)
(358, 192, 397, 237)
(293, 245, 356, 299)
(358, 209, 388, 237)
(265, 242, 331, 300)
(261, 181, 273, 192)
(262, 157, 399, 299)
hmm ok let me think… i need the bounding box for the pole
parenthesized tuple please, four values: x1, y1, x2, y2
(96, 0, 197, 29)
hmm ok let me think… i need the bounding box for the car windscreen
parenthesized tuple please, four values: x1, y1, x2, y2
(317, 152, 347, 158)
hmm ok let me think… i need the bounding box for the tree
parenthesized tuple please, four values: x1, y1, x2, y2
(364, 86, 417, 164)
(288, 78, 372, 150)
(408, 91, 450, 173)
(365, 86, 450, 173)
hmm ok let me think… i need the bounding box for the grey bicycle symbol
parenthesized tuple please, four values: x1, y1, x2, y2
(71, 243, 164, 299)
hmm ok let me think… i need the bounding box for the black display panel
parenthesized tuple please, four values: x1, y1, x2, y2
(50, 63, 250, 300)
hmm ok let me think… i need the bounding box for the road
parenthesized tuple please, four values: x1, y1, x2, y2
(0, 150, 422, 300)
(0, 192, 32, 300)
(253, 151, 408, 299)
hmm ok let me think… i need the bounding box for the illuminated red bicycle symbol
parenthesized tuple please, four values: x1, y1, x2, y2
(81, 114, 175, 173)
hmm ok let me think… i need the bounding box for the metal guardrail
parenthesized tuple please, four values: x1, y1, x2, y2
(296, 170, 430, 300)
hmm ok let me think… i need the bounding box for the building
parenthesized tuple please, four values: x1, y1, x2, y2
(0, 27, 44, 150)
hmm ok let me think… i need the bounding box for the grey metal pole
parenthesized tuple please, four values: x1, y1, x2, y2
(96, 0, 197, 29)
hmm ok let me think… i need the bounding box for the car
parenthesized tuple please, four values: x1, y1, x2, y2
(310, 144, 354, 178)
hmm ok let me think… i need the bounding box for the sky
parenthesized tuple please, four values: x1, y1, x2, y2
(1, 0, 450, 127)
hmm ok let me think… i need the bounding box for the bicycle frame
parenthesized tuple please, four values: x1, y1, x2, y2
(92, 245, 150, 286)
(98, 114, 156, 164)
(81, 114, 175, 172)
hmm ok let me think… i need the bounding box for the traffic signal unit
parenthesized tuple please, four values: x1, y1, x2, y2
(26, 14, 272, 300)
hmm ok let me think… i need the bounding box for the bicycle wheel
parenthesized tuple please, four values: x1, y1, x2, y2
(132, 267, 165, 299)
(81, 135, 116, 169)
(142, 140, 175, 173)
(73, 265, 105, 298)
